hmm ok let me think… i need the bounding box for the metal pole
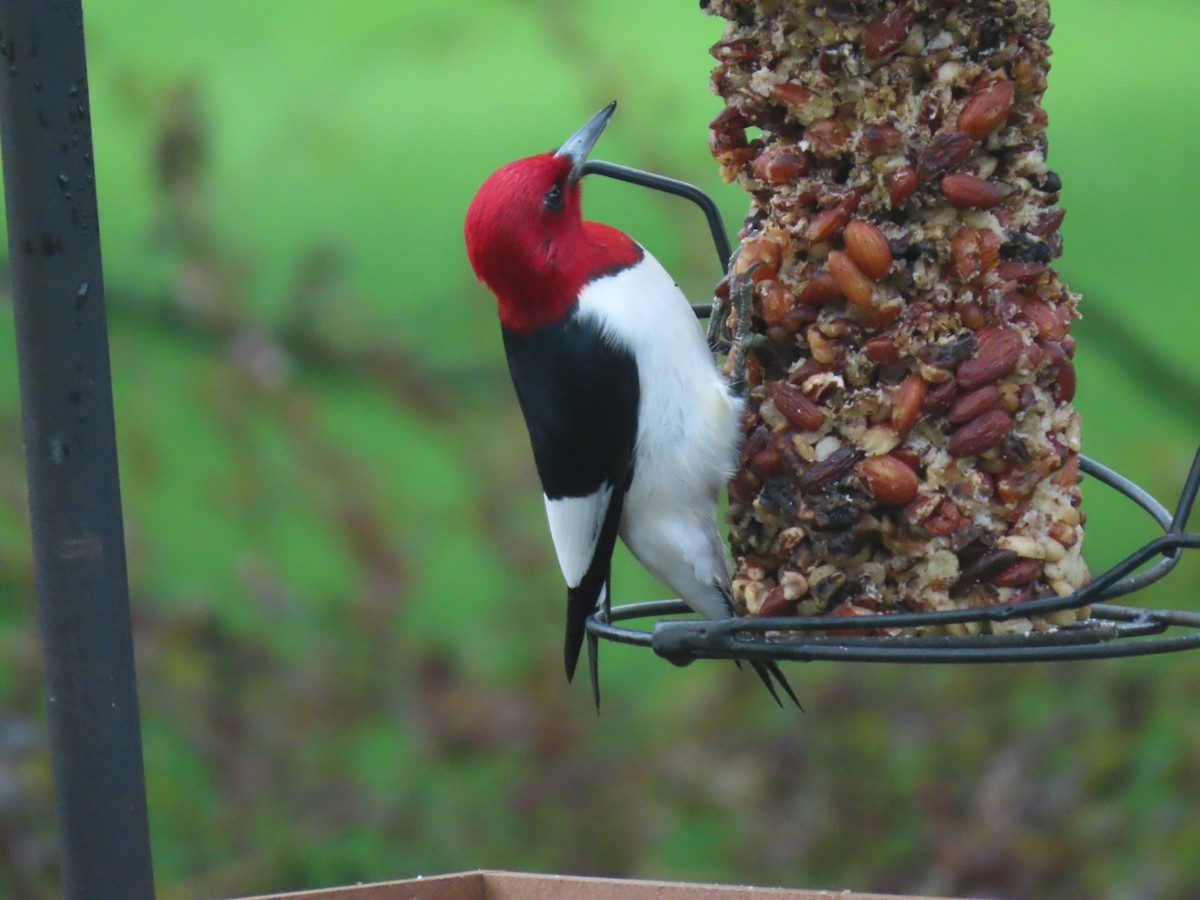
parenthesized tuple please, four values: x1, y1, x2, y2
(0, 2, 155, 897)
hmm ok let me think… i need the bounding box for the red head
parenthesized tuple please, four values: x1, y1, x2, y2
(465, 102, 641, 333)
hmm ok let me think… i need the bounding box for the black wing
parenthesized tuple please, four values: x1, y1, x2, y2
(502, 310, 640, 685)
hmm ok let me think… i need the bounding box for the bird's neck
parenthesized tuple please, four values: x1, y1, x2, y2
(491, 221, 643, 334)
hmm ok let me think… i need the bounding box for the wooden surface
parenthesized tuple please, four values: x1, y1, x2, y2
(238, 869, 957, 900)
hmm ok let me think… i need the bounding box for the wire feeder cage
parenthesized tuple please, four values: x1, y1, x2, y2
(581, 160, 1200, 668)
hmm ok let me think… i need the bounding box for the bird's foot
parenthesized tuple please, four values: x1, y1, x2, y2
(726, 252, 761, 399)
(707, 244, 761, 397)
(707, 245, 758, 353)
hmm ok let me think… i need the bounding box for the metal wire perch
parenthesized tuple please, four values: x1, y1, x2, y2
(582, 158, 1200, 668)
(590, 448, 1200, 666)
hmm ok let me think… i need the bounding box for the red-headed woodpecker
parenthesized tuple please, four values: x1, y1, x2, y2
(465, 103, 796, 706)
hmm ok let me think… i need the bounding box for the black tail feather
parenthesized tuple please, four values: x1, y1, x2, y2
(751, 659, 802, 710)
(569, 578, 801, 711)
(563, 476, 628, 702)
(565, 578, 605, 712)
(723, 585, 801, 709)
(587, 630, 601, 712)
(563, 581, 596, 684)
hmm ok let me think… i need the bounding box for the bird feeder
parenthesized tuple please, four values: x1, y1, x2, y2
(586, 0, 1200, 667)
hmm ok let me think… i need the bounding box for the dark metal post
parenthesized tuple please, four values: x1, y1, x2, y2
(0, 2, 155, 898)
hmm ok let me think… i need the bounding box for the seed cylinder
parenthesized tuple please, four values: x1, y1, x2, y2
(708, 0, 1088, 631)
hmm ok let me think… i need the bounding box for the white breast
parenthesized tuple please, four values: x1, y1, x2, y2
(576, 252, 741, 617)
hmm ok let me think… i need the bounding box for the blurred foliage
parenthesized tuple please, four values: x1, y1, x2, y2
(0, 1, 1198, 898)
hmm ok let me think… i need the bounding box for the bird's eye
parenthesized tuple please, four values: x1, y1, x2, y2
(543, 183, 564, 212)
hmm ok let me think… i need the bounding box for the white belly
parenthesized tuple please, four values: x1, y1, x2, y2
(576, 251, 741, 617)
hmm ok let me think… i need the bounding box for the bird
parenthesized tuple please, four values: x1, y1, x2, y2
(464, 102, 797, 708)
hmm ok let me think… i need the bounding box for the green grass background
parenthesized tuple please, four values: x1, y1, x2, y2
(0, 1, 1197, 897)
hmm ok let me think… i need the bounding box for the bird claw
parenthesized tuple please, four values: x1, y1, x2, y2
(727, 256, 761, 400)
(706, 295, 730, 354)
(706, 245, 761, 400)
(707, 245, 744, 349)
